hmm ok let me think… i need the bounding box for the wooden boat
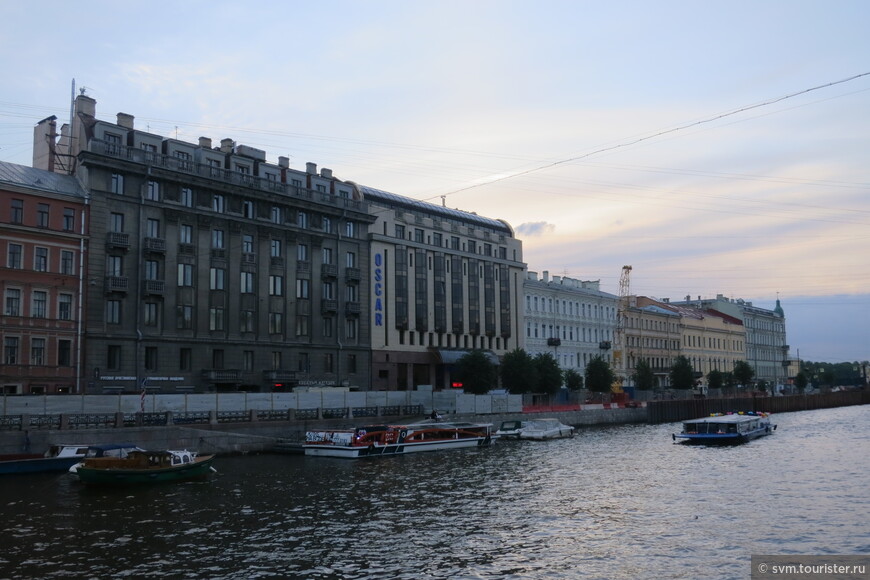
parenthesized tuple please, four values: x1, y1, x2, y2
(304, 421, 496, 458)
(74, 450, 215, 485)
(673, 412, 776, 444)
(68, 443, 143, 474)
(496, 418, 575, 440)
(0, 444, 91, 475)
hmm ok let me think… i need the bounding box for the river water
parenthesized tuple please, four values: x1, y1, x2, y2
(1, 405, 867, 579)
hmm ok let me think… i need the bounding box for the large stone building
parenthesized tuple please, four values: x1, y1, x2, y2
(522, 271, 618, 374)
(362, 185, 525, 390)
(34, 94, 375, 393)
(0, 159, 87, 394)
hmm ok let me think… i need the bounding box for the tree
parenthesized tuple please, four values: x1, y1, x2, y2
(454, 350, 497, 395)
(564, 368, 583, 391)
(733, 360, 755, 388)
(500, 348, 538, 394)
(631, 359, 656, 391)
(585, 356, 614, 395)
(533, 353, 563, 395)
(669, 356, 695, 391)
(707, 369, 725, 391)
(794, 371, 809, 393)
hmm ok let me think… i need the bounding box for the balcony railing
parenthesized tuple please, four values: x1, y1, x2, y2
(321, 299, 338, 314)
(321, 264, 338, 279)
(106, 232, 130, 249)
(142, 279, 165, 295)
(105, 276, 129, 293)
(345, 267, 361, 282)
(143, 237, 166, 253)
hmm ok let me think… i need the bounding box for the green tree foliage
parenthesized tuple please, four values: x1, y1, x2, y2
(454, 350, 497, 395)
(631, 359, 656, 391)
(669, 356, 695, 390)
(533, 353, 563, 395)
(563, 368, 584, 391)
(733, 360, 755, 387)
(585, 356, 614, 394)
(707, 369, 724, 390)
(500, 348, 538, 394)
(801, 360, 869, 387)
(794, 371, 809, 393)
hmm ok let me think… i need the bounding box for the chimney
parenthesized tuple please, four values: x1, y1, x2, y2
(542, 270, 549, 283)
(306, 162, 317, 175)
(117, 112, 134, 129)
(320, 168, 333, 179)
(278, 156, 290, 169)
(220, 138, 235, 153)
(199, 137, 212, 149)
(32, 116, 58, 172)
(75, 94, 96, 118)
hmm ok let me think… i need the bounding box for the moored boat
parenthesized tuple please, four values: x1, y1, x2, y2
(495, 418, 575, 440)
(74, 449, 215, 485)
(68, 443, 143, 474)
(673, 411, 776, 444)
(304, 421, 496, 458)
(0, 444, 91, 475)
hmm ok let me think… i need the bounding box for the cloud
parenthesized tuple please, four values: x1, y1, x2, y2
(516, 222, 556, 237)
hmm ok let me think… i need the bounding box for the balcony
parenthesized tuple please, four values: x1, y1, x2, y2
(106, 232, 130, 250)
(105, 276, 129, 293)
(178, 243, 196, 256)
(321, 264, 338, 279)
(345, 301, 361, 316)
(143, 237, 166, 253)
(345, 267, 361, 282)
(321, 299, 338, 314)
(270, 257, 284, 268)
(142, 279, 165, 295)
(297, 261, 311, 274)
(242, 253, 257, 264)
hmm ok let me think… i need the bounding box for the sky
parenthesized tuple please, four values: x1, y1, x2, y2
(1, 1, 868, 364)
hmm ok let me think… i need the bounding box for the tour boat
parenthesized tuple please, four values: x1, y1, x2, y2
(495, 418, 575, 440)
(68, 443, 144, 474)
(73, 449, 215, 485)
(304, 421, 497, 458)
(673, 412, 776, 444)
(0, 444, 91, 475)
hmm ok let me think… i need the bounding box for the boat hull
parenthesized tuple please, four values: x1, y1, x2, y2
(75, 455, 215, 485)
(0, 456, 83, 475)
(304, 436, 494, 458)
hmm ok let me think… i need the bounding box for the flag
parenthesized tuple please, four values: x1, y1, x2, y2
(140, 377, 147, 413)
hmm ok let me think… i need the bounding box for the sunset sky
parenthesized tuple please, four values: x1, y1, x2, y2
(1, 1, 867, 363)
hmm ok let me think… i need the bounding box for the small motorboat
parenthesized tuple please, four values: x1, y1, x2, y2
(73, 449, 215, 485)
(496, 418, 575, 440)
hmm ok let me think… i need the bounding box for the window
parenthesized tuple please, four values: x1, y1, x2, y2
(324, 353, 334, 373)
(345, 318, 358, 339)
(322, 216, 331, 233)
(144, 347, 158, 370)
(107, 256, 123, 277)
(322, 247, 333, 265)
(106, 300, 121, 324)
(451, 236, 460, 250)
(295, 315, 309, 337)
(180, 224, 192, 244)
(5, 289, 21, 316)
(270, 351, 281, 370)
(242, 234, 254, 253)
(395, 224, 405, 239)
(179, 348, 192, 371)
(296, 279, 310, 299)
(269, 312, 283, 334)
(181, 187, 193, 207)
(177, 264, 194, 287)
(210, 268, 226, 290)
(269, 275, 283, 296)
(346, 284, 358, 302)
(60, 250, 74, 275)
(345, 221, 356, 238)
(107, 345, 122, 370)
(110, 173, 124, 194)
(212, 349, 225, 369)
(240, 310, 254, 332)
(212, 229, 224, 249)
(144, 303, 158, 326)
(145, 180, 159, 201)
(271, 206, 282, 224)
(297, 211, 308, 228)
(212, 194, 225, 213)
(178, 305, 193, 329)
(58, 294, 72, 320)
(37, 204, 49, 227)
(414, 228, 424, 243)
(347, 354, 357, 373)
(270, 239, 282, 258)
(346, 252, 356, 268)
(5, 337, 19, 365)
(146, 218, 160, 238)
(297, 244, 309, 261)
(322, 281, 334, 300)
(174, 150, 192, 170)
(57, 340, 71, 366)
(31, 291, 47, 318)
(10, 199, 23, 223)
(63, 207, 76, 232)
(209, 308, 225, 331)
(110, 213, 124, 233)
(105, 133, 122, 153)
(240, 271, 254, 293)
(7, 243, 22, 269)
(322, 317, 333, 338)
(34, 247, 48, 272)
(433, 232, 442, 247)
(243, 200, 254, 219)
(243, 351, 254, 372)
(145, 260, 159, 280)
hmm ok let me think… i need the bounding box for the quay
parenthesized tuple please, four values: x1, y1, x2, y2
(0, 391, 865, 456)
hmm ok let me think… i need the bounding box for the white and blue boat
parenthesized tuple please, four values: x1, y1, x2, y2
(673, 412, 776, 444)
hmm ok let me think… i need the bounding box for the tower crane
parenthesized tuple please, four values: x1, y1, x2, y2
(611, 265, 632, 402)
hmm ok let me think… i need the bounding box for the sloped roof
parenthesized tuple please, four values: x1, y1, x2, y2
(0, 161, 86, 198)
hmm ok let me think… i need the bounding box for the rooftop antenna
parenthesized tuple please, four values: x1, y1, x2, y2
(440, 195, 446, 207)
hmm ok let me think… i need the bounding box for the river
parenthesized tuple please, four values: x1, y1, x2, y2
(1, 405, 867, 579)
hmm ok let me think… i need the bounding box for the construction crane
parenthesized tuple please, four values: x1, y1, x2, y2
(611, 265, 632, 402)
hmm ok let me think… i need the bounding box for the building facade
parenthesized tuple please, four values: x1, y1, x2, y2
(522, 271, 618, 374)
(362, 185, 524, 390)
(34, 95, 375, 393)
(0, 160, 87, 394)
(623, 298, 682, 388)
